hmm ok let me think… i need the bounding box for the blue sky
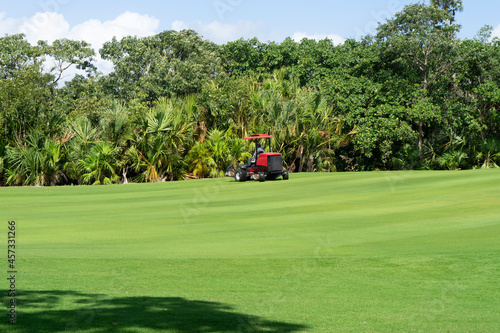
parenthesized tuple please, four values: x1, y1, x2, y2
(2, 0, 499, 41)
(1, 0, 499, 74)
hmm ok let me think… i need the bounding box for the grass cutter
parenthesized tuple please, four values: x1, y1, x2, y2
(226, 134, 289, 182)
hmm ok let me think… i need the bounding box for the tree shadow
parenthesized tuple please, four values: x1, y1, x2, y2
(4, 290, 308, 332)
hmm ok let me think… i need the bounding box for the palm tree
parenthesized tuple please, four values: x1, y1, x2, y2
(0, 138, 6, 185)
(438, 150, 469, 170)
(5, 140, 44, 186)
(477, 138, 500, 169)
(99, 101, 133, 183)
(187, 141, 216, 179)
(4, 130, 69, 186)
(227, 135, 252, 168)
(206, 129, 229, 177)
(276, 87, 356, 172)
(99, 101, 132, 146)
(69, 117, 99, 157)
(43, 138, 69, 185)
(126, 97, 195, 182)
(66, 117, 99, 182)
(78, 142, 119, 185)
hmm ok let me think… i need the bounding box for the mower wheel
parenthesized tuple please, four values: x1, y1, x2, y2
(258, 172, 265, 182)
(235, 169, 246, 182)
(282, 170, 289, 180)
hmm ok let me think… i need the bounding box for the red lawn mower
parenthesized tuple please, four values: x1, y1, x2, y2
(225, 134, 289, 182)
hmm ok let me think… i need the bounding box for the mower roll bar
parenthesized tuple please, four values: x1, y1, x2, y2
(243, 134, 273, 157)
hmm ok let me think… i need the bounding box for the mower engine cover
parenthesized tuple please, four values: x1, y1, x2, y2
(256, 153, 283, 172)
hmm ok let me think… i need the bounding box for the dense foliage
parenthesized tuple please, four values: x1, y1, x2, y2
(1, 0, 499, 186)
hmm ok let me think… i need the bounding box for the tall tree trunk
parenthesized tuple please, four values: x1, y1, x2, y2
(122, 167, 128, 184)
(297, 146, 304, 172)
(417, 121, 424, 158)
(306, 154, 315, 172)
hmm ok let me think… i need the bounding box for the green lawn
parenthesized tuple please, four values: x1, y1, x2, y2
(1, 170, 499, 332)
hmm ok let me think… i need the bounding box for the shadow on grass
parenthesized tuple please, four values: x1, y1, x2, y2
(4, 290, 307, 332)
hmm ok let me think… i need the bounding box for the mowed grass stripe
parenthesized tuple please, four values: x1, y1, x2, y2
(2, 170, 499, 259)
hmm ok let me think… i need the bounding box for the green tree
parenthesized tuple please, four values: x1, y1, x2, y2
(40, 38, 95, 86)
(100, 30, 220, 102)
(430, 0, 463, 24)
(0, 64, 54, 140)
(221, 38, 266, 76)
(377, 2, 461, 157)
(198, 75, 255, 136)
(0, 34, 42, 78)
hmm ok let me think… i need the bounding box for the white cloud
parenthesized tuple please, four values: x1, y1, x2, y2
(20, 12, 70, 44)
(0, 12, 24, 35)
(292, 32, 345, 45)
(172, 20, 274, 44)
(171, 20, 346, 47)
(0, 11, 159, 78)
(72, 12, 159, 50)
(492, 24, 500, 40)
(71, 12, 159, 76)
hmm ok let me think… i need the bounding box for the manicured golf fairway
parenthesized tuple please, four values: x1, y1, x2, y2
(1, 170, 499, 332)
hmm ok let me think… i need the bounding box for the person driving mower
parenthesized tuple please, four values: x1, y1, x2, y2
(255, 143, 265, 156)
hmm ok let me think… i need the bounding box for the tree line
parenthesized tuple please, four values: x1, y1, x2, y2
(1, 0, 499, 186)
